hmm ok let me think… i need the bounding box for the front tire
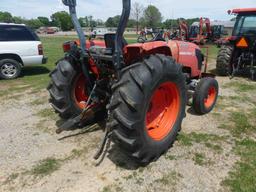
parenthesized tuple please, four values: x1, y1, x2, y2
(0, 59, 21, 80)
(192, 77, 219, 115)
(109, 55, 186, 164)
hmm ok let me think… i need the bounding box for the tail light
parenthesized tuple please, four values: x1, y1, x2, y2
(38, 44, 43, 55)
(63, 41, 77, 52)
(236, 37, 248, 48)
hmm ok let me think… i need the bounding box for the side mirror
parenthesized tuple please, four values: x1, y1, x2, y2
(227, 10, 232, 15)
(62, 0, 76, 6)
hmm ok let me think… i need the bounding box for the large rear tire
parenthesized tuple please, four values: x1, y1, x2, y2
(216, 45, 233, 76)
(47, 59, 88, 119)
(109, 55, 186, 164)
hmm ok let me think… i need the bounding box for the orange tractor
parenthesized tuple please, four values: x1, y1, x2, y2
(48, 0, 219, 164)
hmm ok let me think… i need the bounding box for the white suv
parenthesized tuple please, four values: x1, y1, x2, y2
(0, 23, 47, 79)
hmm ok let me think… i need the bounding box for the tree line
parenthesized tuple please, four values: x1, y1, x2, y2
(0, 3, 200, 31)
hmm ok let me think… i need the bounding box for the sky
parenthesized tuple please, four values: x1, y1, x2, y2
(0, 0, 256, 21)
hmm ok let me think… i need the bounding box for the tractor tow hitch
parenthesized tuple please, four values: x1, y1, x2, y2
(56, 83, 97, 134)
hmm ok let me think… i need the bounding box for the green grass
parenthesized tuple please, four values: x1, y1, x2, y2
(101, 185, 123, 192)
(224, 82, 256, 92)
(30, 98, 47, 106)
(30, 158, 61, 177)
(3, 173, 19, 184)
(37, 108, 57, 120)
(155, 171, 181, 186)
(66, 147, 89, 160)
(205, 143, 223, 153)
(201, 45, 220, 60)
(220, 111, 255, 137)
(230, 112, 255, 137)
(178, 132, 225, 147)
(124, 34, 139, 39)
(193, 153, 206, 166)
(101, 186, 112, 192)
(223, 139, 256, 192)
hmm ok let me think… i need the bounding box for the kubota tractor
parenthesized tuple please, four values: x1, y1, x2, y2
(216, 8, 256, 79)
(48, 0, 219, 164)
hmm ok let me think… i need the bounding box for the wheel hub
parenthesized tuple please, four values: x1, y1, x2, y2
(1, 63, 17, 77)
(73, 74, 89, 109)
(146, 82, 180, 141)
(204, 86, 217, 109)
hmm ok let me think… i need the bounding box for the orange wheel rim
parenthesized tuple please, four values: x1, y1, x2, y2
(204, 86, 217, 109)
(73, 74, 88, 109)
(146, 82, 180, 141)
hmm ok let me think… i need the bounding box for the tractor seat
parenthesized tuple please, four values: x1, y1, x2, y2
(89, 33, 128, 56)
(104, 33, 128, 52)
(89, 46, 113, 55)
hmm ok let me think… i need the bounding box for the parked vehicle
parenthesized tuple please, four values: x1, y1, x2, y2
(216, 8, 256, 79)
(48, 0, 219, 164)
(0, 23, 47, 79)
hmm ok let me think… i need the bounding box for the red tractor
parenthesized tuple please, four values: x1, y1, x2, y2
(48, 0, 219, 164)
(216, 8, 256, 79)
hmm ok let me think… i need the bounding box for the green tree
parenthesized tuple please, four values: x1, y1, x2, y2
(143, 5, 162, 28)
(0, 11, 13, 23)
(78, 17, 86, 27)
(96, 19, 104, 26)
(26, 19, 43, 29)
(127, 19, 136, 28)
(105, 15, 120, 27)
(38, 17, 50, 26)
(78, 16, 90, 27)
(51, 11, 73, 31)
(79, 15, 98, 28)
(88, 16, 97, 28)
(163, 19, 178, 29)
(13, 16, 25, 24)
(105, 17, 114, 27)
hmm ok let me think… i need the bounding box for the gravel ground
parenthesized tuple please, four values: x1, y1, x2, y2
(0, 62, 253, 192)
